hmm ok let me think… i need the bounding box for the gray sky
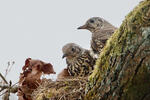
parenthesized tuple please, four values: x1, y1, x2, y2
(0, 0, 142, 99)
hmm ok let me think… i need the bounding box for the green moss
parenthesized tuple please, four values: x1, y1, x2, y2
(122, 65, 150, 100)
(86, 0, 150, 99)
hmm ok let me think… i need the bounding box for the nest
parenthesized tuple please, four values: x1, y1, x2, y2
(32, 77, 88, 100)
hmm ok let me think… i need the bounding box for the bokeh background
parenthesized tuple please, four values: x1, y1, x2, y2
(0, 0, 142, 99)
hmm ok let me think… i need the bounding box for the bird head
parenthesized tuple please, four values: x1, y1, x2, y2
(62, 43, 83, 59)
(77, 17, 104, 32)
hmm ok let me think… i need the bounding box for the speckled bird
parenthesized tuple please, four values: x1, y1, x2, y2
(78, 17, 117, 58)
(62, 43, 95, 77)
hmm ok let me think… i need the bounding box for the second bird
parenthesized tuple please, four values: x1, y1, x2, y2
(78, 17, 117, 58)
(62, 43, 95, 77)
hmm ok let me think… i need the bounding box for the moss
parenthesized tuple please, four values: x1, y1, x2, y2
(86, 0, 150, 99)
(122, 64, 150, 100)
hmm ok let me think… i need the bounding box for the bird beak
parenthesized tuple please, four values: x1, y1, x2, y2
(77, 24, 88, 29)
(62, 54, 67, 59)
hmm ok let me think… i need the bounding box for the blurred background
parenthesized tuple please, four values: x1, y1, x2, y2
(0, 0, 142, 99)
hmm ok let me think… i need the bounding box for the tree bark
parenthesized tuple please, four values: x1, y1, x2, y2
(85, 0, 150, 100)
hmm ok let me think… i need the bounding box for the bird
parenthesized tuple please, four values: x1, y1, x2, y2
(78, 17, 117, 58)
(62, 43, 95, 77)
(57, 68, 71, 80)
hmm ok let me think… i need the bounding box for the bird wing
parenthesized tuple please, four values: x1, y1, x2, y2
(91, 28, 116, 54)
(100, 28, 115, 39)
(66, 50, 95, 77)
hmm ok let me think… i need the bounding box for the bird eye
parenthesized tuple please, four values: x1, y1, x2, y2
(90, 19, 94, 23)
(71, 48, 75, 52)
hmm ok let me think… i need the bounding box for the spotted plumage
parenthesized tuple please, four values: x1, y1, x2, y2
(62, 43, 95, 77)
(78, 17, 117, 57)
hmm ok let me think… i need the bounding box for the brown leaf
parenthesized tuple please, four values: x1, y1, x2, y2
(18, 58, 56, 100)
(42, 63, 56, 74)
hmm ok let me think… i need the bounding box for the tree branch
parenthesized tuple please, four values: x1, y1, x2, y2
(0, 73, 8, 84)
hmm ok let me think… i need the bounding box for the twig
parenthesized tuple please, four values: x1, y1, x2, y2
(1, 82, 11, 100)
(0, 91, 7, 96)
(2, 92, 9, 100)
(0, 73, 8, 84)
(0, 82, 19, 93)
(0, 85, 9, 92)
(4, 61, 15, 78)
(8, 61, 15, 73)
(5, 81, 12, 99)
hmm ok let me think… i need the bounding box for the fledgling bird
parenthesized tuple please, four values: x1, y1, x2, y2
(78, 17, 117, 57)
(62, 43, 95, 77)
(57, 68, 71, 79)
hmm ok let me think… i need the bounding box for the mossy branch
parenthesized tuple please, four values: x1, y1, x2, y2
(85, 0, 150, 100)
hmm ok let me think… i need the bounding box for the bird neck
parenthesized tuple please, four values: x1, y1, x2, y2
(67, 51, 85, 63)
(102, 20, 114, 29)
(91, 21, 116, 34)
